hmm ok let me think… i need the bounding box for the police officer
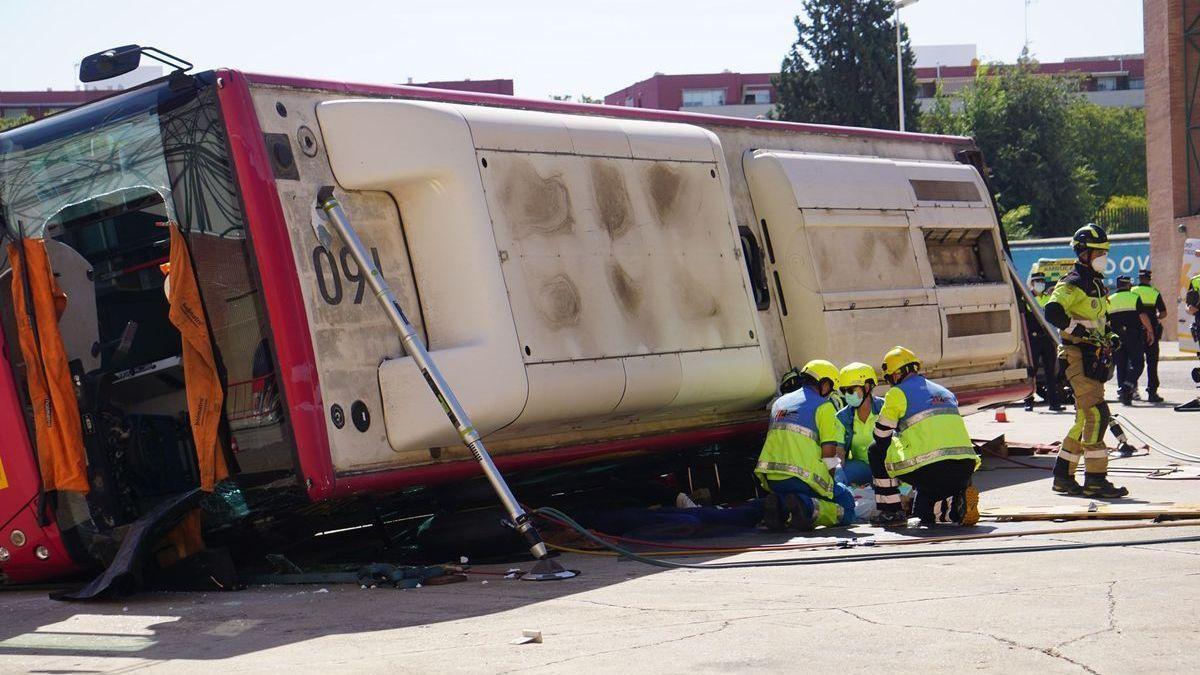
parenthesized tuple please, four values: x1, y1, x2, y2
(1107, 275, 1155, 406)
(867, 346, 980, 527)
(755, 360, 856, 531)
(834, 362, 884, 487)
(1025, 271, 1063, 412)
(1042, 224, 1128, 498)
(1187, 273, 1200, 361)
(1132, 269, 1167, 402)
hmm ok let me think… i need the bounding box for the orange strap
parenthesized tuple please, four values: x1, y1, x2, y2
(165, 224, 229, 492)
(8, 240, 89, 493)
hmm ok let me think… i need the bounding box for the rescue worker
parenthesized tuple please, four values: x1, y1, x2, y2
(834, 362, 883, 487)
(1131, 269, 1167, 402)
(1025, 271, 1063, 412)
(1042, 224, 1129, 498)
(1029, 271, 1052, 306)
(782, 365, 846, 412)
(1185, 273, 1200, 376)
(755, 360, 856, 531)
(866, 346, 980, 527)
(1107, 275, 1155, 406)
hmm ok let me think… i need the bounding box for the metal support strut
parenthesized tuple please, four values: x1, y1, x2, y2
(316, 187, 560, 570)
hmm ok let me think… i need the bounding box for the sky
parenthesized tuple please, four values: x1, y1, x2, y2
(2, 0, 1144, 98)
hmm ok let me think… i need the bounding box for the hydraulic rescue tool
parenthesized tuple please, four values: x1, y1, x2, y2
(316, 187, 575, 581)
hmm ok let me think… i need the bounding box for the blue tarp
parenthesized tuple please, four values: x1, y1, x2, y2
(1010, 234, 1150, 288)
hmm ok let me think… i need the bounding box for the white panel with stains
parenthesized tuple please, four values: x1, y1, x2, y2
(744, 148, 1021, 390)
(316, 99, 775, 458)
(480, 154, 757, 362)
(252, 88, 429, 474)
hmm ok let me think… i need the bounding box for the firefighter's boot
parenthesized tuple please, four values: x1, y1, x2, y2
(784, 493, 814, 532)
(762, 494, 785, 531)
(1052, 475, 1084, 495)
(1083, 474, 1129, 499)
(958, 485, 980, 526)
(870, 509, 908, 528)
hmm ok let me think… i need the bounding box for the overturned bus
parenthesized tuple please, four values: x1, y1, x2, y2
(0, 65, 1033, 584)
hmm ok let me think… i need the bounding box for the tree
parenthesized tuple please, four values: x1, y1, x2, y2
(1000, 204, 1034, 241)
(773, 0, 919, 130)
(1067, 104, 1146, 204)
(922, 62, 1097, 238)
(0, 115, 32, 132)
(1095, 195, 1149, 234)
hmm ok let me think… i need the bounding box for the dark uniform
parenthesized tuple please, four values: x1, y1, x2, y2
(1188, 274, 1200, 351)
(1186, 274, 1200, 392)
(1131, 270, 1167, 402)
(1107, 276, 1148, 406)
(1025, 272, 1062, 411)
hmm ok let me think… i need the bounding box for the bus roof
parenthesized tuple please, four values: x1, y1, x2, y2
(238, 70, 975, 148)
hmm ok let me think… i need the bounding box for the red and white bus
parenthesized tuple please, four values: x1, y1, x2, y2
(0, 64, 1032, 584)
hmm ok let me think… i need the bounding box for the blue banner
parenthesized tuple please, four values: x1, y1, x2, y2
(1009, 235, 1150, 288)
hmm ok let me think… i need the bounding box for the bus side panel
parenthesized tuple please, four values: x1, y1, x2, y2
(742, 149, 1030, 404)
(0, 325, 80, 582)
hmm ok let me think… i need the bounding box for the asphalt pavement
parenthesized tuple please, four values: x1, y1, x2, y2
(1, 361, 1198, 674)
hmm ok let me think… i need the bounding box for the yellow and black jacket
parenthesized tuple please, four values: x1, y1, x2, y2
(1044, 262, 1109, 346)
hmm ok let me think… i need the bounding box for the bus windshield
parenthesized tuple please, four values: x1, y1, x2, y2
(0, 75, 294, 552)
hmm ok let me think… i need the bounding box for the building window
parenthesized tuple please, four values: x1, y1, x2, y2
(742, 88, 771, 104)
(918, 82, 937, 98)
(681, 88, 726, 107)
(1129, 77, 1145, 90)
(624, 96, 634, 107)
(1095, 76, 1118, 92)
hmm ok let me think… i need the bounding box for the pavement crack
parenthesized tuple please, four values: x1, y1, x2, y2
(1056, 580, 1119, 650)
(497, 620, 733, 674)
(1127, 544, 1200, 557)
(834, 606, 1101, 674)
(569, 597, 799, 614)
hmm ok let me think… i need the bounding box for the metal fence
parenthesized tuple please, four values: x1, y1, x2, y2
(1094, 204, 1149, 233)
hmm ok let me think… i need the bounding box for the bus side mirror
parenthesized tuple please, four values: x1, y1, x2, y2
(79, 45, 143, 83)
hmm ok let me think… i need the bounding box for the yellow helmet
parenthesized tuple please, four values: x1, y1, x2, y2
(838, 362, 878, 390)
(881, 346, 921, 380)
(800, 359, 840, 388)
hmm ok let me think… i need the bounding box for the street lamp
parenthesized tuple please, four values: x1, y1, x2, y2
(894, 0, 920, 131)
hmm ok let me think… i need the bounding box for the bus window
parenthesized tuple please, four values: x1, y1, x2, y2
(738, 226, 770, 310)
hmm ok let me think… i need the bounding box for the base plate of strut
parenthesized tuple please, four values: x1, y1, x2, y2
(521, 557, 580, 581)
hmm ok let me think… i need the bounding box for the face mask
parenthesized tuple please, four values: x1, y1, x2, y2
(1031, 282, 1045, 293)
(843, 391, 864, 408)
(1091, 254, 1109, 274)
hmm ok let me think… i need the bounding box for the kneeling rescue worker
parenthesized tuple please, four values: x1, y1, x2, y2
(834, 362, 883, 487)
(867, 346, 980, 527)
(1042, 224, 1129, 498)
(755, 360, 856, 531)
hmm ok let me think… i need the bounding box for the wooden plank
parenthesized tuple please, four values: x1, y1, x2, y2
(982, 503, 1200, 521)
(973, 435, 1008, 457)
